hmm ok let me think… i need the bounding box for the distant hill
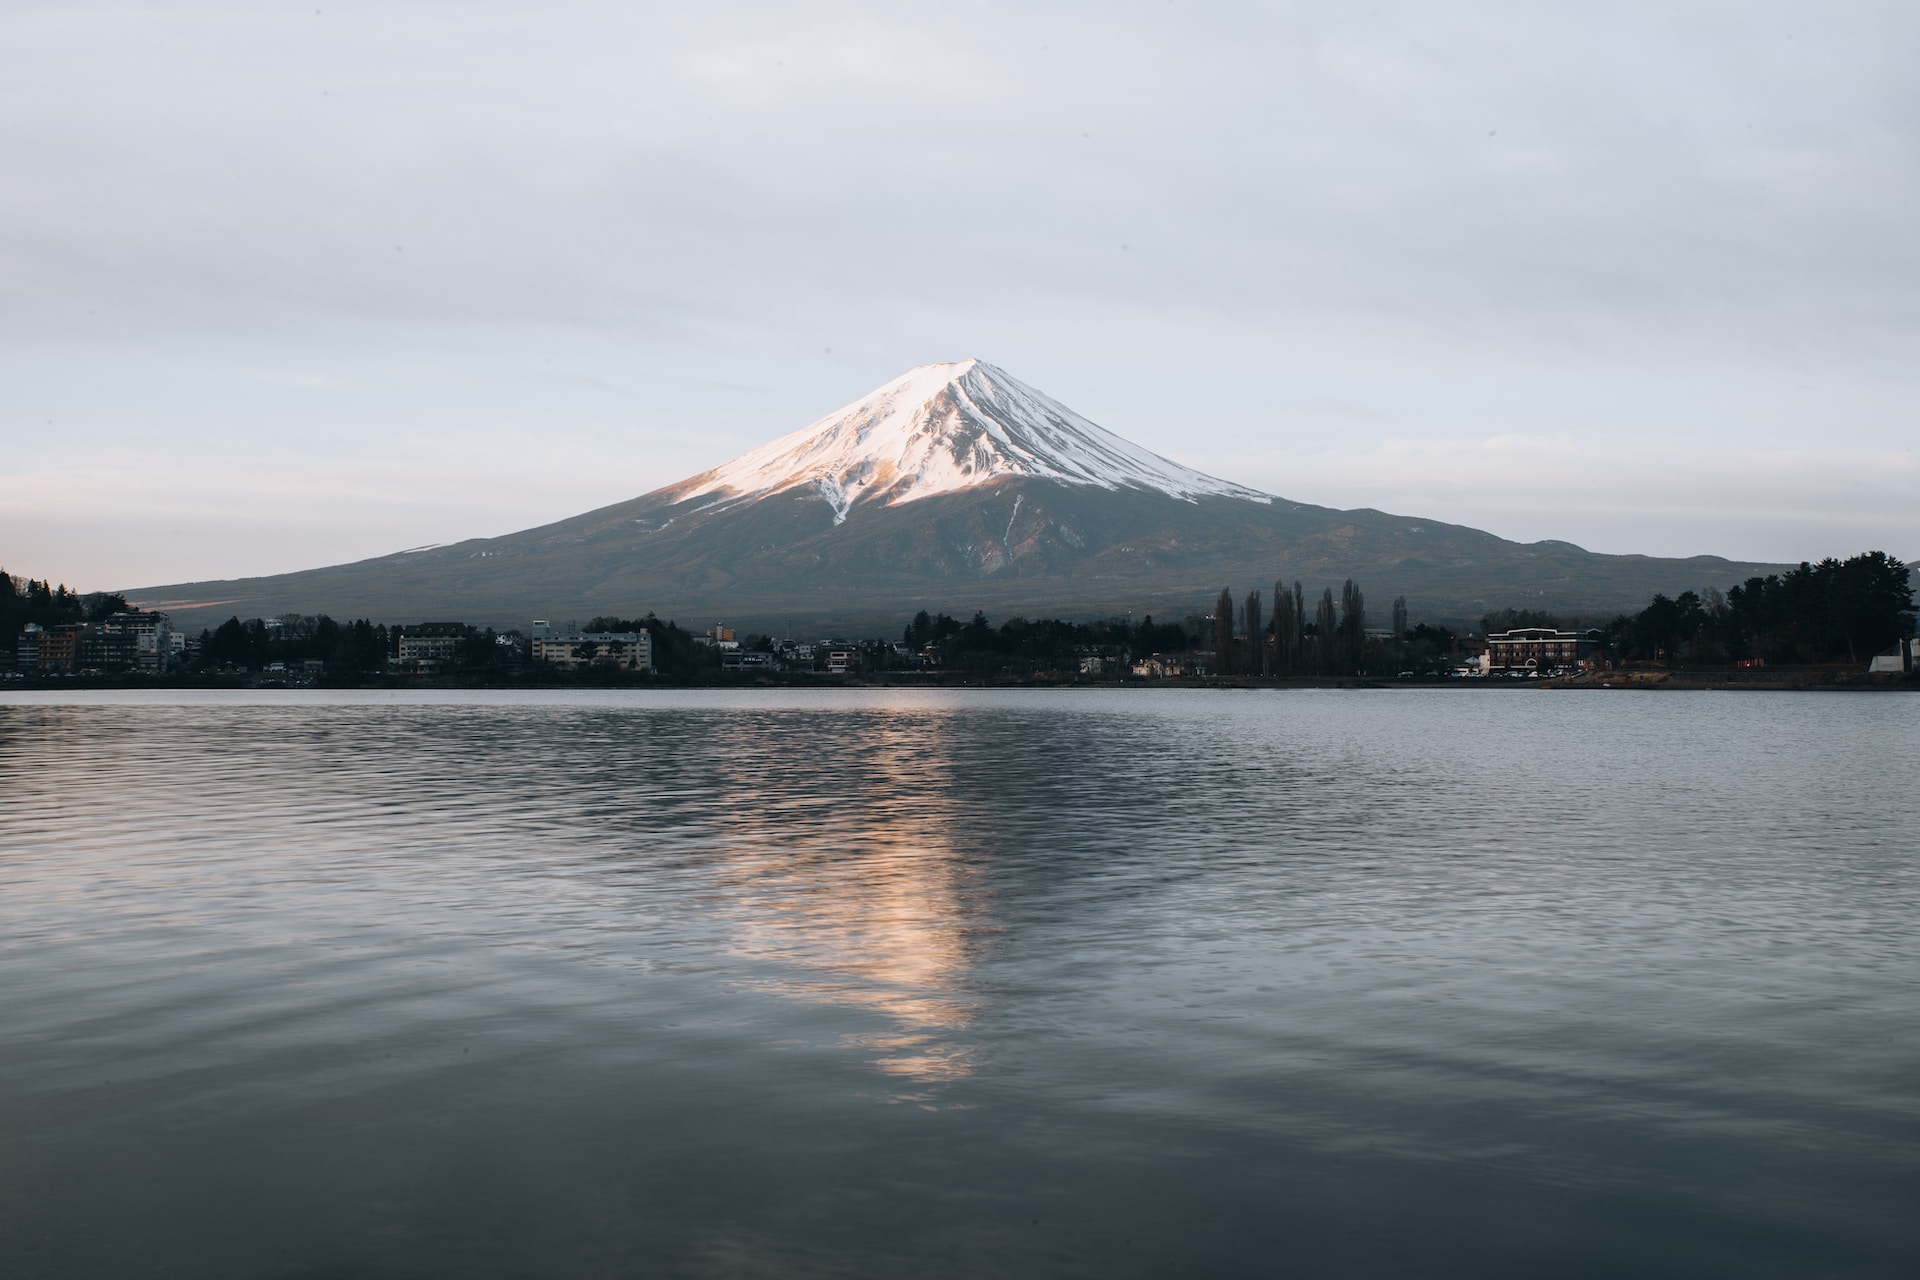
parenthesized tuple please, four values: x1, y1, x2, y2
(130, 360, 1789, 632)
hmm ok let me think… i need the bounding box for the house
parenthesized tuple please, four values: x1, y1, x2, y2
(1131, 654, 1191, 678)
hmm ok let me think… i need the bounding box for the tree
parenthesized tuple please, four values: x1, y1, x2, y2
(1831, 551, 1915, 662)
(1244, 590, 1264, 677)
(1392, 596, 1408, 640)
(1270, 579, 1309, 678)
(904, 609, 933, 648)
(1724, 552, 1914, 664)
(1340, 578, 1366, 675)
(1214, 588, 1234, 675)
(1291, 581, 1306, 676)
(1314, 589, 1336, 676)
(84, 593, 130, 623)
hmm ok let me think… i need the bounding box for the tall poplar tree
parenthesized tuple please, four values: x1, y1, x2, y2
(1293, 582, 1307, 676)
(1244, 590, 1264, 677)
(1341, 578, 1367, 675)
(1273, 580, 1295, 676)
(1214, 588, 1234, 675)
(1314, 589, 1337, 676)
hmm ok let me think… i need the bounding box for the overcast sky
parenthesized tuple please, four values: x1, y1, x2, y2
(5, 0, 1916, 590)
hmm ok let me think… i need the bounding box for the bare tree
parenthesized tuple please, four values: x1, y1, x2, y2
(1392, 596, 1408, 640)
(1214, 587, 1234, 675)
(1244, 590, 1264, 677)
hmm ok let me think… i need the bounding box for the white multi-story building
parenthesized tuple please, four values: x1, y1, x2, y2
(531, 630, 653, 672)
(394, 623, 471, 673)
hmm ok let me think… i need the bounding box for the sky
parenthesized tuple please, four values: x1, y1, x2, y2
(4, 0, 1916, 590)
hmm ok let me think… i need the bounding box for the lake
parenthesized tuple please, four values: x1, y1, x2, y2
(2, 688, 1916, 1277)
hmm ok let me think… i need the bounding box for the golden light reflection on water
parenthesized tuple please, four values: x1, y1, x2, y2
(714, 710, 987, 1086)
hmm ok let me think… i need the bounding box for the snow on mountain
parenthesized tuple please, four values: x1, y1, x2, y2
(666, 359, 1272, 524)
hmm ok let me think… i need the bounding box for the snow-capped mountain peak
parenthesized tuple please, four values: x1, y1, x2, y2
(666, 359, 1271, 523)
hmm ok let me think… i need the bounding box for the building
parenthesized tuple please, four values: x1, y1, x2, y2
(101, 610, 173, 673)
(16, 623, 42, 671)
(395, 623, 471, 672)
(531, 629, 653, 672)
(77, 628, 136, 672)
(1485, 627, 1600, 673)
(35, 624, 82, 673)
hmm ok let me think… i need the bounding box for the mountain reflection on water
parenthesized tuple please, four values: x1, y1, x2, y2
(2, 688, 1917, 1279)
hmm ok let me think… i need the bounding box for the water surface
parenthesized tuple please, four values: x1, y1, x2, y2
(3, 689, 1916, 1276)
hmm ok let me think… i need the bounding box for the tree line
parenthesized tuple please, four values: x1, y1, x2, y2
(188, 613, 717, 678)
(901, 609, 1190, 673)
(12, 550, 1908, 681)
(1210, 578, 1401, 677)
(1603, 552, 1913, 666)
(195, 615, 402, 674)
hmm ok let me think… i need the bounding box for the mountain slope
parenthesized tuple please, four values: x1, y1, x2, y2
(130, 360, 1790, 631)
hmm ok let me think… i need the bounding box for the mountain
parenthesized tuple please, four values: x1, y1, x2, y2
(130, 359, 1787, 632)
(670, 359, 1272, 521)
